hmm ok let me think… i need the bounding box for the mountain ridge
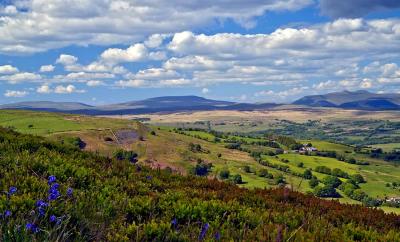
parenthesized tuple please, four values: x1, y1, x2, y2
(2, 91, 400, 114)
(292, 90, 400, 110)
(0, 95, 279, 115)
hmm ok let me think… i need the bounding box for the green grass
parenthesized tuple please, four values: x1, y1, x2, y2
(0, 110, 137, 135)
(371, 143, 400, 152)
(301, 140, 353, 152)
(182, 130, 216, 141)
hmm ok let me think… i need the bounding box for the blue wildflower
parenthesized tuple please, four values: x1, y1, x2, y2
(146, 175, 152, 180)
(9, 186, 17, 195)
(4, 210, 11, 217)
(171, 218, 177, 228)
(50, 215, 57, 223)
(48, 175, 56, 185)
(26, 223, 39, 233)
(38, 206, 46, 217)
(36, 200, 48, 208)
(50, 183, 60, 191)
(48, 183, 61, 201)
(214, 231, 221, 241)
(66, 187, 73, 197)
(48, 190, 61, 201)
(199, 223, 209, 241)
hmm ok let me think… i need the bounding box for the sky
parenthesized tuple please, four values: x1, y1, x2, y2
(0, 0, 400, 105)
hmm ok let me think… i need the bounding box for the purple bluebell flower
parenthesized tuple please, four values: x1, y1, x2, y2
(50, 215, 57, 223)
(214, 231, 221, 240)
(146, 175, 152, 180)
(66, 188, 73, 197)
(36, 200, 48, 208)
(199, 223, 209, 241)
(48, 190, 61, 201)
(48, 183, 61, 201)
(50, 183, 60, 191)
(171, 218, 177, 228)
(38, 207, 46, 217)
(26, 223, 39, 233)
(4, 210, 11, 217)
(48, 175, 56, 185)
(9, 186, 17, 195)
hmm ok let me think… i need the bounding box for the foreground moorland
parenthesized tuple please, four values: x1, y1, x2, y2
(1, 110, 400, 214)
(1, 127, 400, 241)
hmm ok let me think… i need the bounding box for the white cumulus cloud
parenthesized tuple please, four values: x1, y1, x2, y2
(4, 90, 28, 97)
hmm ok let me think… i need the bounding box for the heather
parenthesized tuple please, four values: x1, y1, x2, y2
(1, 127, 400, 241)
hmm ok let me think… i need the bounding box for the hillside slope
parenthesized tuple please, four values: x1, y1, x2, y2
(1, 127, 400, 241)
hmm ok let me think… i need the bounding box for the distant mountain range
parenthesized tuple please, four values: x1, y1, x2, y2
(292, 90, 400, 110)
(2, 91, 400, 114)
(0, 96, 279, 115)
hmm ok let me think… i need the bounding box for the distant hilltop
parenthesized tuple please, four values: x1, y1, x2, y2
(292, 90, 400, 110)
(2, 91, 400, 115)
(0, 95, 279, 115)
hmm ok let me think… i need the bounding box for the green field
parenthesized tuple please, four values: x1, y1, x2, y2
(0, 110, 137, 135)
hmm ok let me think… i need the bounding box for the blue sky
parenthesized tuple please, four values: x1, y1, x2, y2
(0, 0, 400, 105)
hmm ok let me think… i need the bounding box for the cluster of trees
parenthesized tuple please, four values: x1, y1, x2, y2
(338, 181, 382, 207)
(314, 166, 365, 182)
(366, 148, 400, 164)
(218, 169, 243, 184)
(312, 171, 372, 204)
(307, 150, 370, 165)
(264, 134, 302, 150)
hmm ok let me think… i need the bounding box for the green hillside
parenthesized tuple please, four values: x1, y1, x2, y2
(1, 127, 400, 241)
(1, 110, 400, 213)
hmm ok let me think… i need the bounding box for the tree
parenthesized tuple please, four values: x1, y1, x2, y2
(351, 189, 368, 201)
(313, 186, 340, 198)
(219, 169, 230, 180)
(350, 174, 366, 184)
(303, 169, 312, 179)
(297, 162, 304, 168)
(347, 157, 356, 164)
(331, 168, 349, 178)
(232, 174, 243, 184)
(322, 176, 342, 188)
(191, 161, 212, 176)
(275, 175, 286, 185)
(338, 182, 358, 197)
(309, 177, 319, 188)
(243, 165, 251, 173)
(362, 197, 382, 207)
(315, 166, 331, 175)
(258, 169, 268, 177)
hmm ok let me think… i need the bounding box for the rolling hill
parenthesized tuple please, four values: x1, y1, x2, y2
(0, 96, 280, 115)
(3, 91, 400, 115)
(1, 124, 400, 241)
(293, 90, 400, 110)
